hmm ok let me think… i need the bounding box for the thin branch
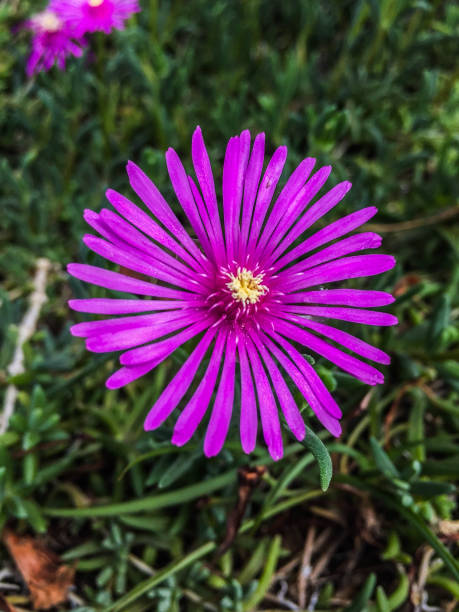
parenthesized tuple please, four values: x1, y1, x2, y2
(365, 205, 459, 233)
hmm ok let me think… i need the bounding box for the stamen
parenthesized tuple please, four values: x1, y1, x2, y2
(88, 0, 105, 6)
(226, 267, 268, 306)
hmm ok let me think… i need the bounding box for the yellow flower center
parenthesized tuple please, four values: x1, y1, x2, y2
(88, 0, 105, 7)
(226, 268, 268, 306)
(36, 11, 61, 32)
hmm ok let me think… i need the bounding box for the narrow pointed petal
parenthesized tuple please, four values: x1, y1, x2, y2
(245, 338, 283, 461)
(100, 204, 202, 275)
(191, 126, 224, 251)
(262, 332, 342, 435)
(251, 334, 305, 441)
(68, 298, 186, 314)
(86, 312, 203, 353)
(238, 337, 258, 454)
(165, 148, 212, 256)
(234, 129, 251, 238)
(261, 166, 333, 261)
(120, 316, 213, 366)
(273, 318, 384, 385)
(67, 263, 198, 300)
(278, 233, 382, 280)
(275, 311, 391, 364)
(240, 133, 265, 254)
(256, 157, 316, 254)
(188, 175, 224, 261)
(83, 234, 204, 293)
(247, 146, 288, 248)
(287, 206, 378, 262)
(222, 136, 241, 261)
(204, 332, 237, 457)
(70, 309, 190, 337)
(106, 360, 160, 390)
(126, 160, 206, 268)
(284, 289, 395, 308)
(172, 330, 227, 446)
(277, 255, 396, 291)
(144, 328, 217, 430)
(282, 305, 398, 326)
(266, 180, 352, 267)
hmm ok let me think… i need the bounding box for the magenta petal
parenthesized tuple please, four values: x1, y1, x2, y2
(100, 204, 202, 276)
(290, 206, 378, 260)
(263, 332, 342, 435)
(86, 312, 201, 353)
(248, 146, 288, 248)
(172, 330, 227, 447)
(191, 127, 224, 250)
(274, 318, 384, 385)
(203, 332, 237, 457)
(126, 161, 206, 269)
(279, 254, 396, 291)
(245, 337, 284, 461)
(284, 289, 395, 308)
(188, 175, 220, 254)
(237, 337, 258, 454)
(256, 157, 316, 253)
(68, 298, 185, 315)
(251, 334, 305, 441)
(279, 233, 382, 279)
(83, 234, 203, 293)
(261, 165, 333, 260)
(239, 133, 265, 256)
(222, 136, 241, 261)
(277, 313, 391, 364)
(120, 316, 213, 366)
(266, 180, 352, 267)
(282, 305, 398, 326)
(165, 149, 212, 256)
(70, 310, 187, 337)
(106, 359, 161, 390)
(67, 263, 196, 300)
(144, 328, 217, 430)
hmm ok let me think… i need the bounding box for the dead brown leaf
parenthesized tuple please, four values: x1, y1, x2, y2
(392, 273, 421, 297)
(2, 529, 75, 610)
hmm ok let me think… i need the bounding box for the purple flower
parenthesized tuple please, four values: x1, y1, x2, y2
(68, 127, 397, 460)
(23, 9, 86, 77)
(50, 0, 140, 36)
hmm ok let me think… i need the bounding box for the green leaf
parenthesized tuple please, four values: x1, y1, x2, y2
(409, 480, 455, 499)
(345, 572, 376, 611)
(428, 294, 451, 349)
(106, 541, 216, 611)
(44, 469, 238, 517)
(158, 452, 198, 489)
(370, 437, 400, 478)
(299, 427, 333, 491)
(376, 585, 390, 612)
(22, 499, 47, 533)
(242, 535, 282, 611)
(0, 432, 19, 447)
(387, 571, 410, 610)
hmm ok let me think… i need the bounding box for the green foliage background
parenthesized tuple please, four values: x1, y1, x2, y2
(1, 0, 458, 610)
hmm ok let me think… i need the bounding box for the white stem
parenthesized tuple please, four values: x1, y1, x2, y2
(1, 258, 51, 434)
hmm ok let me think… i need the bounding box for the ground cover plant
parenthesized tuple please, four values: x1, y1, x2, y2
(1, 0, 458, 610)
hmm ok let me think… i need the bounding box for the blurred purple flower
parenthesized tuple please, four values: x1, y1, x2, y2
(23, 9, 85, 77)
(68, 127, 397, 460)
(50, 0, 140, 35)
